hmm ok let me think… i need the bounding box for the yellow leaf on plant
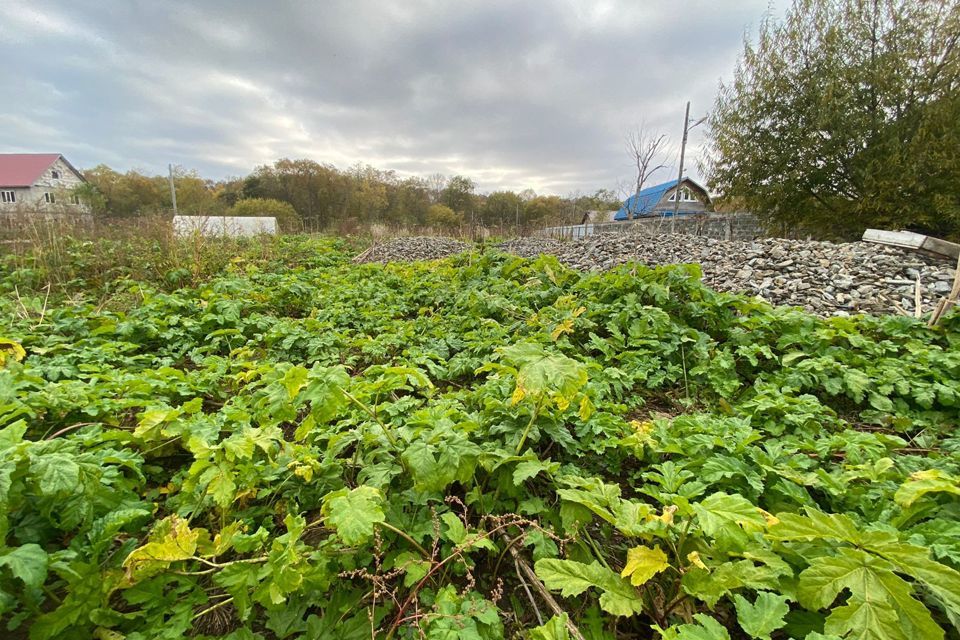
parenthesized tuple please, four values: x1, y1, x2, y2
(123, 516, 200, 580)
(621, 545, 669, 586)
(759, 509, 780, 527)
(511, 383, 526, 405)
(551, 318, 574, 340)
(687, 551, 708, 570)
(658, 505, 678, 525)
(0, 339, 26, 366)
(630, 420, 653, 435)
(578, 395, 595, 421)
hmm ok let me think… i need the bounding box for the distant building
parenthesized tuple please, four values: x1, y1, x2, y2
(614, 178, 711, 221)
(0, 153, 88, 211)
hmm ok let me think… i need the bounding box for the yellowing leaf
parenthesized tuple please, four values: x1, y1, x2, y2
(511, 382, 526, 405)
(551, 319, 572, 340)
(0, 339, 26, 367)
(894, 469, 960, 507)
(123, 516, 200, 579)
(658, 505, 678, 525)
(621, 545, 669, 586)
(759, 509, 780, 527)
(500, 342, 588, 412)
(687, 551, 708, 570)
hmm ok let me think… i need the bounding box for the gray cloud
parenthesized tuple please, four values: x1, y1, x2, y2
(0, 0, 786, 194)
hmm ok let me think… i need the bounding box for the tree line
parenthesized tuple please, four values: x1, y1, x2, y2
(76, 160, 620, 231)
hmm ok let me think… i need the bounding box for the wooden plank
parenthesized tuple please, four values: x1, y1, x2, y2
(862, 229, 926, 249)
(921, 235, 960, 260)
(862, 229, 960, 260)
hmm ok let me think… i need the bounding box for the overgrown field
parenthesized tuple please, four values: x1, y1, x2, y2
(1, 236, 959, 640)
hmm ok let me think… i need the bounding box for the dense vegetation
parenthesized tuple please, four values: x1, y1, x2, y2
(1, 235, 959, 639)
(77, 161, 619, 230)
(707, 0, 960, 239)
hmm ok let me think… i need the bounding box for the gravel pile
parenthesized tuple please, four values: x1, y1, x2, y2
(355, 236, 470, 263)
(500, 233, 956, 316)
(356, 233, 957, 316)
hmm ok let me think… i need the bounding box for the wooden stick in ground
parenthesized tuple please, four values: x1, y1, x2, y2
(507, 542, 587, 640)
(914, 275, 923, 319)
(351, 244, 376, 263)
(929, 254, 960, 326)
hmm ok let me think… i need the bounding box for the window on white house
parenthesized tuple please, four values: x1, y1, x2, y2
(51, 170, 61, 179)
(668, 187, 698, 203)
(0, 191, 15, 203)
(71, 194, 81, 205)
(45, 192, 56, 204)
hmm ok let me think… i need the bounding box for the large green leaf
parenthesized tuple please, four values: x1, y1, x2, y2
(534, 559, 643, 616)
(693, 492, 766, 538)
(500, 343, 587, 411)
(321, 486, 386, 546)
(529, 614, 571, 640)
(682, 560, 782, 608)
(732, 592, 789, 640)
(798, 548, 943, 640)
(766, 509, 862, 544)
(0, 544, 48, 589)
(868, 541, 960, 629)
(31, 453, 80, 496)
(656, 613, 732, 639)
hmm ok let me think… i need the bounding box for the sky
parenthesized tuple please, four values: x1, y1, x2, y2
(0, 0, 787, 195)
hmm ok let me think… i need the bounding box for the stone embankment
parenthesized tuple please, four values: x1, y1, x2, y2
(358, 234, 957, 316)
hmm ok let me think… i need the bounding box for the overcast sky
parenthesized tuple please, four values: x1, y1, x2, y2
(0, 0, 786, 195)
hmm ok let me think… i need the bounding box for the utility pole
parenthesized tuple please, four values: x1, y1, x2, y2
(671, 102, 707, 233)
(168, 164, 178, 215)
(671, 102, 690, 233)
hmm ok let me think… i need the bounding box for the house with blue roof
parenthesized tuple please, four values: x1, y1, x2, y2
(614, 177, 711, 221)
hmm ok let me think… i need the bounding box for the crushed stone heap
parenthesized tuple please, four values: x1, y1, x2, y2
(353, 236, 470, 263)
(358, 233, 957, 316)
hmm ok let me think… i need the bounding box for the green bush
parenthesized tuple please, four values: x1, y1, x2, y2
(229, 197, 301, 232)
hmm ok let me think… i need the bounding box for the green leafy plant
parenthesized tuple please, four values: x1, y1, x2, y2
(0, 235, 958, 638)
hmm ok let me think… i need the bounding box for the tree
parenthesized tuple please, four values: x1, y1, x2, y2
(707, 0, 960, 239)
(426, 173, 448, 204)
(442, 176, 477, 215)
(425, 203, 461, 228)
(625, 125, 669, 218)
(246, 159, 346, 227)
(524, 195, 565, 225)
(482, 191, 523, 227)
(229, 198, 301, 232)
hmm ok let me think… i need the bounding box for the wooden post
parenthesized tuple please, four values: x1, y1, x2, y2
(671, 101, 690, 234)
(168, 164, 178, 215)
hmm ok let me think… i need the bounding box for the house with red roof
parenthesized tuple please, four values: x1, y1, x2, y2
(0, 153, 88, 211)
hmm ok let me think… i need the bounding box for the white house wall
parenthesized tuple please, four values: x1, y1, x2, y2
(0, 157, 89, 212)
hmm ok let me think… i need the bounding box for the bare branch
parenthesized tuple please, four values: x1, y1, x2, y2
(625, 124, 670, 218)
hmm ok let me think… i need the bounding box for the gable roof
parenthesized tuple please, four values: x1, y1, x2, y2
(614, 177, 709, 221)
(0, 154, 84, 188)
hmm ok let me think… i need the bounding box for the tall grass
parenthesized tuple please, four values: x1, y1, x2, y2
(0, 210, 531, 296)
(0, 213, 290, 293)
